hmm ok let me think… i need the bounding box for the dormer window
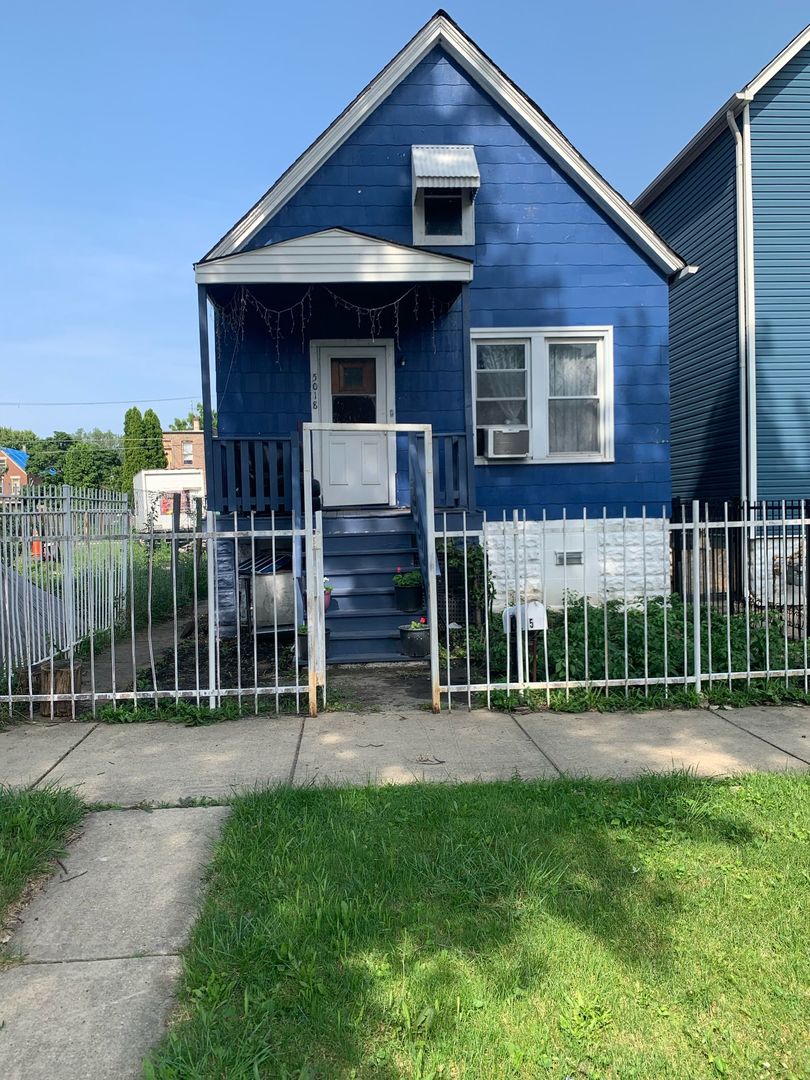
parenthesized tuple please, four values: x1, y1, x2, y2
(412, 145, 479, 245)
(423, 190, 464, 237)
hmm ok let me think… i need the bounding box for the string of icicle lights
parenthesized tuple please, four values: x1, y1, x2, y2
(213, 284, 449, 359)
(212, 283, 452, 400)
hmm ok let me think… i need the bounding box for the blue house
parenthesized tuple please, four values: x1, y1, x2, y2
(636, 24, 810, 505)
(195, 10, 686, 661)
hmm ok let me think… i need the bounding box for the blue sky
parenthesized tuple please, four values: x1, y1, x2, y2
(2, 0, 808, 436)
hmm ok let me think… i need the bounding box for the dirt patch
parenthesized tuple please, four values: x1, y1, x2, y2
(326, 663, 431, 710)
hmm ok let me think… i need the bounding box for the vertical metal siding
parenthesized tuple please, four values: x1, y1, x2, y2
(643, 131, 740, 501)
(751, 43, 810, 500)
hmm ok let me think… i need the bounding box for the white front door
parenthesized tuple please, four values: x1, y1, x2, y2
(313, 342, 395, 508)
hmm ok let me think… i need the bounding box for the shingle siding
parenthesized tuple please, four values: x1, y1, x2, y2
(643, 129, 740, 501)
(751, 43, 810, 499)
(217, 45, 671, 518)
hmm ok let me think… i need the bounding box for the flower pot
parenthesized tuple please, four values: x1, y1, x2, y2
(399, 625, 431, 659)
(394, 582, 423, 613)
(297, 627, 331, 664)
(324, 590, 332, 612)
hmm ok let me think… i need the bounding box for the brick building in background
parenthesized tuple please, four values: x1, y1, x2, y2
(162, 416, 205, 477)
(0, 447, 30, 496)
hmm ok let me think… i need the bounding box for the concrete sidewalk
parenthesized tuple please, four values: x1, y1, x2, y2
(1, 705, 807, 804)
(0, 807, 227, 1080)
(1, 704, 808, 1078)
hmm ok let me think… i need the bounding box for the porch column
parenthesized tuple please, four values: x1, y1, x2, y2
(197, 284, 216, 507)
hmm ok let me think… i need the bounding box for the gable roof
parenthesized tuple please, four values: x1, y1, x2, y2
(0, 447, 29, 472)
(635, 23, 810, 211)
(195, 228, 474, 284)
(200, 10, 685, 276)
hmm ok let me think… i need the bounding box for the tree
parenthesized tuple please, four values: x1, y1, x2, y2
(72, 427, 123, 453)
(121, 407, 146, 493)
(169, 403, 216, 432)
(142, 409, 167, 470)
(63, 443, 121, 489)
(0, 427, 40, 452)
(26, 431, 75, 483)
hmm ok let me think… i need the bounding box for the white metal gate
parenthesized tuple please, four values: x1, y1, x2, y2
(301, 422, 441, 711)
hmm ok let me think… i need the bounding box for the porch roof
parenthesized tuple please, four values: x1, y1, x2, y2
(194, 227, 474, 285)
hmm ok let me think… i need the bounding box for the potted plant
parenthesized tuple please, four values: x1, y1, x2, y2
(399, 616, 430, 658)
(393, 567, 423, 613)
(296, 623, 330, 663)
(323, 576, 333, 611)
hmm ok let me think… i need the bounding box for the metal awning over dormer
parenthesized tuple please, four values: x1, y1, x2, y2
(411, 145, 480, 193)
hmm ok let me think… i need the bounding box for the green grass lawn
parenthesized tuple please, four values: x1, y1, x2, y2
(0, 785, 85, 924)
(147, 775, 810, 1080)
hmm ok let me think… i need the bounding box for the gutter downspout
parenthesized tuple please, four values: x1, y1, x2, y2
(727, 100, 757, 505)
(742, 101, 758, 504)
(726, 109, 748, 503)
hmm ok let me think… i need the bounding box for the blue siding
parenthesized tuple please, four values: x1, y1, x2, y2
(751, 43, 810, 500)
(219, 45, 671, 517)
(643, 130, 740, 501)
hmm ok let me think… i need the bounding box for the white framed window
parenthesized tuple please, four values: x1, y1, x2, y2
(474, 339, 529, 431)
(411, 146, 479, 246)
(413, 188, 475, 245)
(182, 440, 193, 465)
(472, 327, 614, 464)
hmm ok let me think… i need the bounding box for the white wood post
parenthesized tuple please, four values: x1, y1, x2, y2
(423, 427, 441, 713)
(206, 510, 218, 709)
(692, 499, 702, 696)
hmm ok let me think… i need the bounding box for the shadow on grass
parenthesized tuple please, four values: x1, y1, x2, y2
(147, 773, 759, 1079)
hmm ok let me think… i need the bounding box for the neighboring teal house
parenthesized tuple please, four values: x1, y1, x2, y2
(636, 24, 810, 504)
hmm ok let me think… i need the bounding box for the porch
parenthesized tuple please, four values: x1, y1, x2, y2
(206, 429, 472, 516)
(195, 227, 478, 520)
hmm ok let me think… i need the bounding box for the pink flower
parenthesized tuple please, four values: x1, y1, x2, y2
(396, 566, 401, 573)
(420, 616, 427, 624)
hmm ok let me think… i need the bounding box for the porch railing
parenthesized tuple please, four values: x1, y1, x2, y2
(432, 432, 470, 509)
(210, 430, 472, 515)
(211, 436, 297, 515)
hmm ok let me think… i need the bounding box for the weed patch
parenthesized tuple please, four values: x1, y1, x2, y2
(0, 785, 85, 926)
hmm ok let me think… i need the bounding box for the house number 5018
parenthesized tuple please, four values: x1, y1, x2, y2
(311, 372, 318, 412)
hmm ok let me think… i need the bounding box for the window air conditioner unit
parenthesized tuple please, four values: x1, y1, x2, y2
(486, 427, 530, 459)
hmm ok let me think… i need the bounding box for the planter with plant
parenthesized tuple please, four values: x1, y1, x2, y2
(399, 616, 430, 658)
(436, 540, 494, 630)
(323, 577, 333, 611)
(393, 567, 423, 612)
(296, 623, 330, 663)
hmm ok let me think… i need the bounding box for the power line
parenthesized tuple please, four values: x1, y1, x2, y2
(0, 396, 197, 407)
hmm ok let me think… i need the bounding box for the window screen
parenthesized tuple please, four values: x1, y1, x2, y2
(475, 341, 528, 454)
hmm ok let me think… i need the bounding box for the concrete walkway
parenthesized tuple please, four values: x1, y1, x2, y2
(2, 705, 808, 804)
(0, 805, 226, 1080)
(1, 704, 808, 1078)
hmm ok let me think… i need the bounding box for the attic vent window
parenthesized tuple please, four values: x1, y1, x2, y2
(412, 145, 479, 246)
(555, 551, 584, 567)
